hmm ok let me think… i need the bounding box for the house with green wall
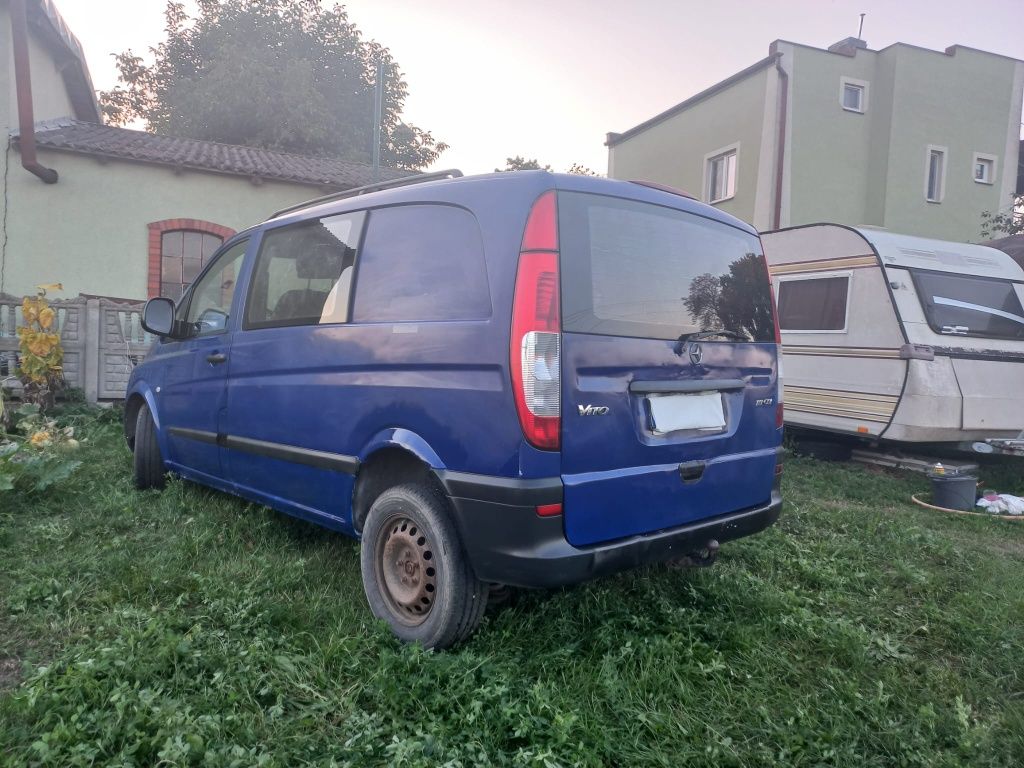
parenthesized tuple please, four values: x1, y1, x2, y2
(0, 0, 402, 303)
(606, 36, 1024, 241)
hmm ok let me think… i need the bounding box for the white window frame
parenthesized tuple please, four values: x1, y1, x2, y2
(702, 143, 739, 204)
(775, 270, 853, 334)
(972, 152, 997, 185)
(839, 77, 868, 114)
(924, 145, 947, 203)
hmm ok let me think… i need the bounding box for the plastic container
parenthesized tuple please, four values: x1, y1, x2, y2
(929, 473, 978, 511)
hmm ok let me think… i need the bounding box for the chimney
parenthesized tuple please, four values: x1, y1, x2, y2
(828, 37, 868, 57)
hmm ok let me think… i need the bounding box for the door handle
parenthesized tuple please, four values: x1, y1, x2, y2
(206, 352, 227, 365)
(678, 461, 706, 484)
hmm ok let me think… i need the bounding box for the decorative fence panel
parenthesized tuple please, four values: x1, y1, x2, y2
(0, 293, 154, 402)
(98, 299, 155, 400)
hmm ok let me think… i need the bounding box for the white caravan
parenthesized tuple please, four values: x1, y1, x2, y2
(760, 224, 1024, 453)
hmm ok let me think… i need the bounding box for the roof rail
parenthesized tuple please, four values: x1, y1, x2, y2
(270, 168, 464, 219)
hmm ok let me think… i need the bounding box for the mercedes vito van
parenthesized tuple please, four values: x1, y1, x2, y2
(128, 170, 784, 648)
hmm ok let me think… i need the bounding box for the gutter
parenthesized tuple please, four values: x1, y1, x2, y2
(772, 54, 788, 229)
(10, 0, 58, 184)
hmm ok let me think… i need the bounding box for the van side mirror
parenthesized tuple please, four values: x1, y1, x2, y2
(141, 297, 189, 339)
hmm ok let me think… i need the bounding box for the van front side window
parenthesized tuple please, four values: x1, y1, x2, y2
(911, 270, 1024, 340)
(245, 212, 365, 329)
(184, 239, 249, 335)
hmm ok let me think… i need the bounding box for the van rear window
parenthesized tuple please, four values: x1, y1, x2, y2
(558, 192, 775, 342)
(911, 270, 1024, 340)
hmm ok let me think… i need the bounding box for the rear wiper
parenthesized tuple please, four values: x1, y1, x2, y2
(678, 328, 750, 343)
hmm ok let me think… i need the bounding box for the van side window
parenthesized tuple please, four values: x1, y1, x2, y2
(777, 275, 850, 331)
(245, 212, 365, 329)
(184, 238, 249, 335)
(352, 205, 491, 323)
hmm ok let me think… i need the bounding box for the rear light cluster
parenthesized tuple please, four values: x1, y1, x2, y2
(764, 254, 784, 430)
(511, 191, 561, 450)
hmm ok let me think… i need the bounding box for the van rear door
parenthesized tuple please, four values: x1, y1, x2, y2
(557, 192, 781, 547)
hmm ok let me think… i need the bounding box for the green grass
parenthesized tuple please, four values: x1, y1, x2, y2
(1, 408, 1023, 767)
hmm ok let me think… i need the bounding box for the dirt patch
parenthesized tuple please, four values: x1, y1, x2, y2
(0, 656, 22, 691)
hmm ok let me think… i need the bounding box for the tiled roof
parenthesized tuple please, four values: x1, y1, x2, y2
(19, 119, 408, 189)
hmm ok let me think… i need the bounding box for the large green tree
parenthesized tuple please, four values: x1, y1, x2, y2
(495, 156, 551, 172)
(100, 0, 446, 170)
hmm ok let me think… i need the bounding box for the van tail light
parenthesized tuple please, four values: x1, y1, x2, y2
(511, 191, 560, 450)
(776, 352, 785, 430)
(762, 250, 784, 430)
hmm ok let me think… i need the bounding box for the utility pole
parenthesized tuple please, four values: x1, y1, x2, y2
(858, 13, 866, 39)
(372, 61, 384, 182)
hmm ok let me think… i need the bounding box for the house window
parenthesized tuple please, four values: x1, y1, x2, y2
(160, 230, 224, 300)
(147, 219, 237, 299)
(840, 78, 867, 113)
(777, 274, 851, 332)
(925, 146, 947, 203)
(973, 153, 996, 185)
(705, 145, 738, 204)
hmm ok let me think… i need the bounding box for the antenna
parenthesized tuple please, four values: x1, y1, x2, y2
(858, 13, 866, 39)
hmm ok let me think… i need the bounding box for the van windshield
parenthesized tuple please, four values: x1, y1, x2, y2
(910, 270, 1024, 341)
(558, 192, 775, 342)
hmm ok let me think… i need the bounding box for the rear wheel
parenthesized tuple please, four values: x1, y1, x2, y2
(360, 483, 488, 649)
(133, 404, 166, 490)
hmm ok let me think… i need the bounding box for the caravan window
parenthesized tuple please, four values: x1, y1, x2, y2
(777, 275, 850, 331)
(911, 270, 1024, 340)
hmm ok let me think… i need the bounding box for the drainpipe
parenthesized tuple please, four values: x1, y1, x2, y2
(10, 0, 58, 184)
(772, 56, 788, 229)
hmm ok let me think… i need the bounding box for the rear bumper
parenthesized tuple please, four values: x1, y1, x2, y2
(437, 470, 782, 588)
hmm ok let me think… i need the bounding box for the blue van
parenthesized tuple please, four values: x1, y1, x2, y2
(128, 170, 784, 648)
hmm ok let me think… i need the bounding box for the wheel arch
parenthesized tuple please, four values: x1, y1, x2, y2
(123, 386, 162, 453)
(352, 429, 449, 533)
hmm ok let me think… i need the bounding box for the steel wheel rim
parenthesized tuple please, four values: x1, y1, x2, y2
(375, 515, 437, 626)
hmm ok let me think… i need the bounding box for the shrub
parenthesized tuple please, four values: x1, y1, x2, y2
(0, 402, 80, 494)
(16, 284, 65, 412)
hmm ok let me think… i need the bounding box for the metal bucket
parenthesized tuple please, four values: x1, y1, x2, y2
(929, 474, 977, 511)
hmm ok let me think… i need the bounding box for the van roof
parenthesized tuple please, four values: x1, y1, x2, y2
(854, 227, 1024, 280)
(265, 170, 757, 236)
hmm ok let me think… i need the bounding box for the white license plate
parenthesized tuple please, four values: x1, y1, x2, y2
(648, 391, 726, 434)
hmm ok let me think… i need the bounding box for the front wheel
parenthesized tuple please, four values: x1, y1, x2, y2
(133, 403, 166, 490)
(360, 483, 488, 649)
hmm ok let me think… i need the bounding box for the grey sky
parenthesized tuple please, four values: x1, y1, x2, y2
(61, 1, 1024, 175)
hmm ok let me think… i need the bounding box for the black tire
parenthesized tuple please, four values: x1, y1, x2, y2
(360, 483, 488, 649)
(133, 404, 166, 490)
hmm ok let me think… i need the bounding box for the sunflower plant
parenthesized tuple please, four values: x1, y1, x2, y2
(16, 283, 64, 411)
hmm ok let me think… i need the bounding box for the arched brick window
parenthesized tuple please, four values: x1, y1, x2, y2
(148, 219, 236, 299)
